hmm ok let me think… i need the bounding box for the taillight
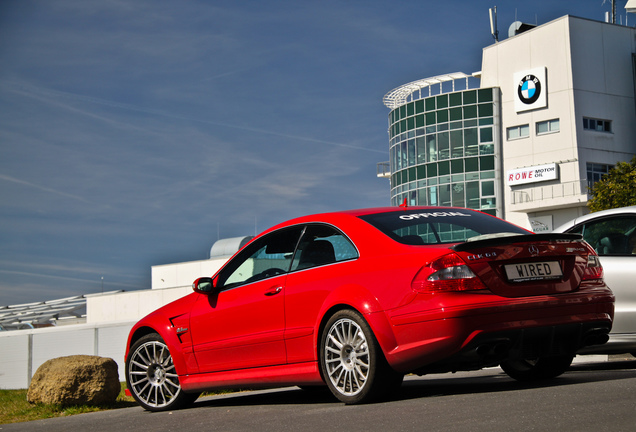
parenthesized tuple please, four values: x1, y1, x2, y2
(582, 254, 603, 281)
(411, 252, 487, 293)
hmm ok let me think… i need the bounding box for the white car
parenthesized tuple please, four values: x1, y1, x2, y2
(554, 205, 636, 357)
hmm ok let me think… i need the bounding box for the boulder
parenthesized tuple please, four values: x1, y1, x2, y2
(27, 355, 120, 406)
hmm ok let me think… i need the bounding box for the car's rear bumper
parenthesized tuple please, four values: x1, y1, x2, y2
(379, 286, 614, 373)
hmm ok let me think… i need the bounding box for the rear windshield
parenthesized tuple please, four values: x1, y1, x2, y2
(358, 209, 529, 245)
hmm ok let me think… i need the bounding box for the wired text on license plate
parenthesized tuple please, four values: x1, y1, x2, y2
(504, 261, 563, 282)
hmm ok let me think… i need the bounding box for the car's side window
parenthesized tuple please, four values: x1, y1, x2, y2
(291, 224, 358, 271)
(217, 226, 304, 289)
(578, 216, 636, 256)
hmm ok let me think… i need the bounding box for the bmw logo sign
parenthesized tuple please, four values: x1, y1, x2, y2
(518, 75, 541, 105)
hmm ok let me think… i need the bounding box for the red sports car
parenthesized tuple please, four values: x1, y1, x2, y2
(125, 207, 614, 411)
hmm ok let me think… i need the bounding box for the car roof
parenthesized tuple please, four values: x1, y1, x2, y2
(553, 205, 636, 232)
(337, 206, 474, 217)
(262, 206, 482, 234)
(282, 206, 483, 223)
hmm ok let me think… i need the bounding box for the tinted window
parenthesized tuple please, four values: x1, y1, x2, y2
(573, 216, 636, 256)
(217, 226, 304, 289)
(358, 209, 528, 245)
(291, 224, 358, 271)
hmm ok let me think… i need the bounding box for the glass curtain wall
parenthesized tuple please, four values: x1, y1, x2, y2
(388, 88, 499, 216)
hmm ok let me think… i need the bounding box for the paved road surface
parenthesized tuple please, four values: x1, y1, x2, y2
(2, 358, 635, 432)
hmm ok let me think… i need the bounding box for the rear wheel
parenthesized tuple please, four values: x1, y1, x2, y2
(319, 309, 403, 404)
(126, 333, 199, 411)
(500, 355, 574, 381)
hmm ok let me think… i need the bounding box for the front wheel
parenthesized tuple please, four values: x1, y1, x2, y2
(126, 333, 199, 411)
(320, 310, 403, 404)
(500, 355, 574, 382)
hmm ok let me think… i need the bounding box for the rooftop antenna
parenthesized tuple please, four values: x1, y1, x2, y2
(613, 0, 617, 24)
(603, 0, 617, 23)
(489, 6, 499, 42)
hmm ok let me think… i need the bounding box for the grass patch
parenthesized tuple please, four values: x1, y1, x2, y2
(0, 382, 137, 425)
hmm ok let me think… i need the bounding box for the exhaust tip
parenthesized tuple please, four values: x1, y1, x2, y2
(475, 341, 511, 358)
(583, 332, 610, 347)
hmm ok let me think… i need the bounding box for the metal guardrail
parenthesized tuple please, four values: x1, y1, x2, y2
(510, 179, 589, 204)
(376, 162, 391, 178)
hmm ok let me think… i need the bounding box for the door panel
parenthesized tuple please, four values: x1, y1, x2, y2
(189, 225, 303, 373)
(598, 256, 635, 334)
(189, 276, 286, 373)
(577, 214, 636, 334)
(284, 224, 359, 363)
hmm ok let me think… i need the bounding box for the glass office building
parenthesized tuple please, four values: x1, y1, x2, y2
(384, 79, 501, 216)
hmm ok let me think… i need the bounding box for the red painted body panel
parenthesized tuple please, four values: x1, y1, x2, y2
(180, 362, 323, 392)
(384, 283, 614, 371)
(189, 274, 287, 373)
(125, 207, 615, 395)
(126, 293, 200, 376)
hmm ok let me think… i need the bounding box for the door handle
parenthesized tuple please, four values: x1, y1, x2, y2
(265, 286, 283, 296)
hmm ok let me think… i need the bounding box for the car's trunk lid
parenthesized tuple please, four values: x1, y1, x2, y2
(452, 233, 591, 297)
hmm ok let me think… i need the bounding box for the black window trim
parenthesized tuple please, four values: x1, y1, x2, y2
(215, 222, 360, 289)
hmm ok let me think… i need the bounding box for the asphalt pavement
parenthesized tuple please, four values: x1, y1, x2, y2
(1, 356, 634, 432)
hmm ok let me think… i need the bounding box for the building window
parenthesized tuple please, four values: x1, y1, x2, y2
(583, 117, 612, 133)
(586, 162, 613, 189)
(506, 124, 530, 140)
(536, 119, 560, 135)
(479, 126, 493, 143)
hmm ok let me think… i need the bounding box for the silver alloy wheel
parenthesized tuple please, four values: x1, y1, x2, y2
(128, 339, 182, 409)
(324, 317, 370, 396)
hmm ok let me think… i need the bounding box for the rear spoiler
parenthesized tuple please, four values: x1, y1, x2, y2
(452, 233, 584, 252)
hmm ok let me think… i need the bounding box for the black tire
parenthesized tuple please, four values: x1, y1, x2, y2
(500, 355, 574, 382)
(126, 333, 200, 412)
(319, 309, 403, 404)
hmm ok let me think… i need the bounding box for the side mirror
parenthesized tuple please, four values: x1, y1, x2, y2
(192, 277, 216, 294)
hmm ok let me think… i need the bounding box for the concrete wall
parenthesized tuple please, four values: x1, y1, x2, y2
(87, 287, 191, 324)
(0, 321, 134, 389)
(0, 257, 232, 389)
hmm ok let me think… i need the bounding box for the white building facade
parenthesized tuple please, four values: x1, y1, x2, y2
(384, 15, 636, 231)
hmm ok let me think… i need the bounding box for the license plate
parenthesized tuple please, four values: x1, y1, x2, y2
(504, 261, 563, 282)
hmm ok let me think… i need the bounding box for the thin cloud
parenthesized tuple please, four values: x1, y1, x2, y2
(0, 269, 140, 289)
(0, 259, 114, 277)
(3, 81, 386, 154)
(0, 173, 91, 203)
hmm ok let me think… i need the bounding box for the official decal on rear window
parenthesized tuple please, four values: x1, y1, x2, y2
(399, 211, 471, 220)
(357, 209, 529, 245)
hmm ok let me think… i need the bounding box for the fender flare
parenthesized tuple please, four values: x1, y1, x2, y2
(125, 313, 192, 377)
(312, 284, 399, 362)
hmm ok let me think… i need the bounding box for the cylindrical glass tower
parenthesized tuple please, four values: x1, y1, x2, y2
(383, 75, 502, 216)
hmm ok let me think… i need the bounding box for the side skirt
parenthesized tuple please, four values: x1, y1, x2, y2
(180, 361, 323, 393)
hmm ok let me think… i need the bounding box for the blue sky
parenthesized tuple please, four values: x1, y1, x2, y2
(0, 0, 623, 306)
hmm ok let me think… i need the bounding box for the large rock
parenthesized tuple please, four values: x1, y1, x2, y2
(27, 355, 120, 406)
